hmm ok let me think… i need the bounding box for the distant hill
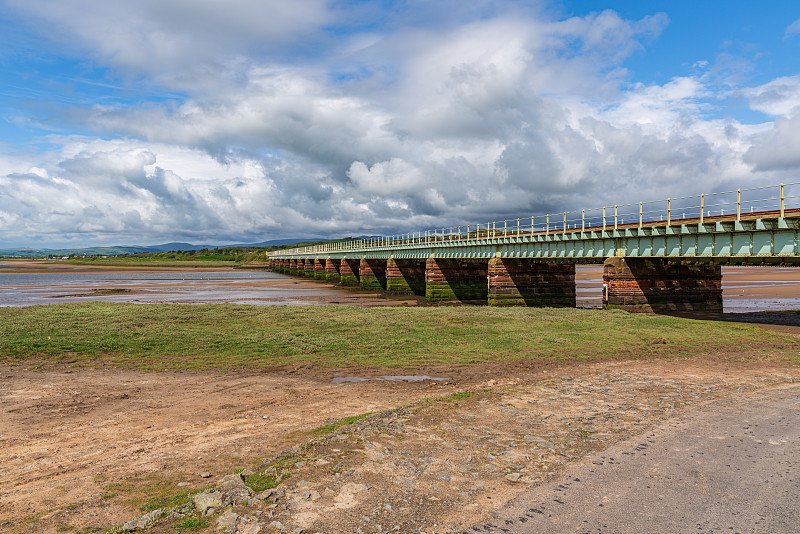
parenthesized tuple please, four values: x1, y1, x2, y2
(0, 238, 318, 258)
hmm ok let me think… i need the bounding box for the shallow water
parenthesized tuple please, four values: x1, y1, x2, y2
(0, 265, 356, 307)
(2, 262, 800, 312)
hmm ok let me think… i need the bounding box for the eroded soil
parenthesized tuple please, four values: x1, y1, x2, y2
(2, 354, 799, 533)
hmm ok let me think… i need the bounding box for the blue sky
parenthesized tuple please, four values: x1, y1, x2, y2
(1, 0, 800, 248)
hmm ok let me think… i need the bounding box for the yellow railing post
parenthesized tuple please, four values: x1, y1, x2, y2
(700, 195, 704, 224)
(667, 198, 671, 225)
(737, 189, 741, 221)
(781, 183, 785, 218)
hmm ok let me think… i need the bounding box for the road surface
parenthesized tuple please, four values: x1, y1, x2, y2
(471, 383, 800, 533)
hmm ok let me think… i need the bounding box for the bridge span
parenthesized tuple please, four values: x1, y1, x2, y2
(267, 183, 800, 312)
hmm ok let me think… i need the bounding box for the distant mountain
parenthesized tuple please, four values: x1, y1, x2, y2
(0, 238, 322, 258)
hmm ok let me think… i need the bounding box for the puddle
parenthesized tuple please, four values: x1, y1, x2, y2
(332, 375, 452, 384)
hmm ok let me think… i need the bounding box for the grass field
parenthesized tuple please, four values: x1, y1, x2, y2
(59, 259, 244, 268)
(0, 303, 794, 370)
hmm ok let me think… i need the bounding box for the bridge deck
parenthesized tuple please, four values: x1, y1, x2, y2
(271, 208, 800, 264)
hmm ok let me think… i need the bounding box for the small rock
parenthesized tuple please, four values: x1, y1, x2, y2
(238, 521, 264, 534)
(255, 489, 276, 501)
(200, 472, 213, 478)
(216, 509, 239, 533)
(300, 489, 320, 501)
(194, 492, 224, 516)
(217, 473, 254, 505)
(269, 520, 286, 531)
(240, 468, 255, 477)
(505, 473, 523, 482)
(122, 509, 162, 531)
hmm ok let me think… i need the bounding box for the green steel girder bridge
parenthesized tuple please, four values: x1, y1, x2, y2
(268, 183, 800, 312)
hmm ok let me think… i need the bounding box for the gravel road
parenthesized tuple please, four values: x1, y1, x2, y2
(476, 383, 800, 533)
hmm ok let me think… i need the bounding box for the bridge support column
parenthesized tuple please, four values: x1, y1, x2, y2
(386, 258, 426, 296)
(339, 258, 360, 286)
(325, 259, 341, 283)
(488, 258, 576, 307)
(314, 259, 327, 280)
(603, 257, 722, 313)
(360, 259, 388, 291)
(425, 258, 489, 303)
(303, 259, 315, 277)
(289, 259, 298, 273)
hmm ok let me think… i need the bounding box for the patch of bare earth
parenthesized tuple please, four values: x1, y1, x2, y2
(1, 354, 799, 533)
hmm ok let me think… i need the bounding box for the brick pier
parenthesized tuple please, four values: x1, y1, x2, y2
(425, 258, 489, 303)
(325, 259, 341, 283)
(386, 259, 426, 296)
(488, 258, 576, 307)
(359, 259, 387, 291)
(339, 259, 361, 286)
(603, 257, 723, 313)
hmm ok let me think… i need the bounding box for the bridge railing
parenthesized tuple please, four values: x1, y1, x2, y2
(270, 182, 800, 256)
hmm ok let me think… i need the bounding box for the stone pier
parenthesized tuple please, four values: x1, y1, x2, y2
(359, 259, 387, 291)
(314, 259, 327, 280)
(425, 258, 489, 303)
(603, 257, 722, 313)
(325, 259, 341, 283)
(488, 258, 576, 307)
(339, 258, 361, 286)
(303, 259, 315, 277)
(386, 258, 426, 296)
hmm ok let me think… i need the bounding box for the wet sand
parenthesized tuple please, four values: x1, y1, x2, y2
(0, 261, 418, 307)
(2, 261, 800, 312)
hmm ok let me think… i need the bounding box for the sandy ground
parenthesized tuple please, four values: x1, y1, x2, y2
(0, 362, 463, 532)
(2, 354, 799, 533)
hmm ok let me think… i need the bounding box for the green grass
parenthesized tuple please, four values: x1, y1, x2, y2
(63, 259, 242, 268)
(105, 476, 202, 512)
(173, 516, 208, 532)
(243, 472, 280, 493)
(0, 303, 794, 370)
(312, 412, 375, 435)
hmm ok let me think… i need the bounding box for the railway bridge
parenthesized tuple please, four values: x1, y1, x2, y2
(267, 183, 800, 312)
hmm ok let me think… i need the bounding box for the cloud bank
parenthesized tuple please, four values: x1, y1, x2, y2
(1, 1, 800, 247)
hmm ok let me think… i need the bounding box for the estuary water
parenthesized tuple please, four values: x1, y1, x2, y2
(0, 263, 392, 307)
(1, 261, 800, 312)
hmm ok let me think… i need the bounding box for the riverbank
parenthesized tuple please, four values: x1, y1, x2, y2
(2, 304, 800, 532)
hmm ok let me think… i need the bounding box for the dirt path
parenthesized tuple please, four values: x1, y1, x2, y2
(479, 382, 800, 533)
(2, 355, 799, 533)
